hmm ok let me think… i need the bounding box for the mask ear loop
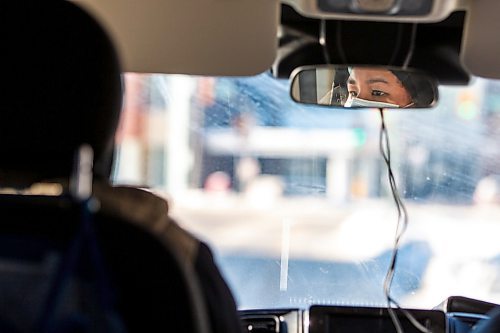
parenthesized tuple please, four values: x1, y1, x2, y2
(379, 108, 432, 333)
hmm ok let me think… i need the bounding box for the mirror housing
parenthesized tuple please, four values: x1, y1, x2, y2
(290, 65, 439, 109)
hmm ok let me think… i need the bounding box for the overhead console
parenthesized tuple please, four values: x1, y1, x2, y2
(275, 6, 470, 85)
(315, 0, 434, 18)
(280, 0, 500, 82)
(281, 0, 463, 23)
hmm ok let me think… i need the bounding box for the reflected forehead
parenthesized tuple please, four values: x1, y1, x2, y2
(348, 77, 389, 85)
(350, 68, 398, 84)
(366, 78, 389, 84)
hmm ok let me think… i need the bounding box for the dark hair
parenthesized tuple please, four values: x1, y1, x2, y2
(391, 70, 436, 107)
(0, 1, 122, 184)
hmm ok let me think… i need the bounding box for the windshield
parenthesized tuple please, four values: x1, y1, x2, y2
(113, 73, 500, 310)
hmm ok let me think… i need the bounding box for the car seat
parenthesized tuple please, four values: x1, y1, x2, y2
(0, 1, 219, 332)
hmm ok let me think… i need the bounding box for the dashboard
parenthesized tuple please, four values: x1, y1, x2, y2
(240, 297, 497, 333)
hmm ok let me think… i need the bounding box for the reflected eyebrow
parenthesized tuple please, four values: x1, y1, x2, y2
(347, 78, 356, 85)
(366, 78, 389, 84)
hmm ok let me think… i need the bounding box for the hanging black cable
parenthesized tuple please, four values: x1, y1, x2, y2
(379, 108, 431, 333)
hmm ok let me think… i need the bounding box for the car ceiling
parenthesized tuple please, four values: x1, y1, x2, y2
(73, 0, 500, 83)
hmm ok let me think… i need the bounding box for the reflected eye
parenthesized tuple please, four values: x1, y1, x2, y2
(349, 91, 358, 97)
(371, 90, 387, 97)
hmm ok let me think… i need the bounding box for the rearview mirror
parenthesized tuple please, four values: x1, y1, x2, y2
(290, 65, 438, 109)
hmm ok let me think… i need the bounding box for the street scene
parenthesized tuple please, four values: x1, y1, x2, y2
(114, 73, 500, 311)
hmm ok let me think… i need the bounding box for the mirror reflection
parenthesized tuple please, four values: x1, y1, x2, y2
(290, 66, 438, 109)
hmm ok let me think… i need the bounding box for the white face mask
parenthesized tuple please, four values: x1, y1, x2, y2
(344, 97, 400, 109)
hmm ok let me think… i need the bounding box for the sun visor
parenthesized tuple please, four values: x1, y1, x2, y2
(73, 0, 279, 76)
(461, 0, 500, 79)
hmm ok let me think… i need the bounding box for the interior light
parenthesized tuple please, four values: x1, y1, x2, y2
(352, 0, 398, 13)
(317, 0, 433, 17)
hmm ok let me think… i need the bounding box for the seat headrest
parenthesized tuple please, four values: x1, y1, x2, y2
(0, 0, 122, 185)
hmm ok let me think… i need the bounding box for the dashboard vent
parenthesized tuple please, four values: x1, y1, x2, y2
(241, 315, 280, 333)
